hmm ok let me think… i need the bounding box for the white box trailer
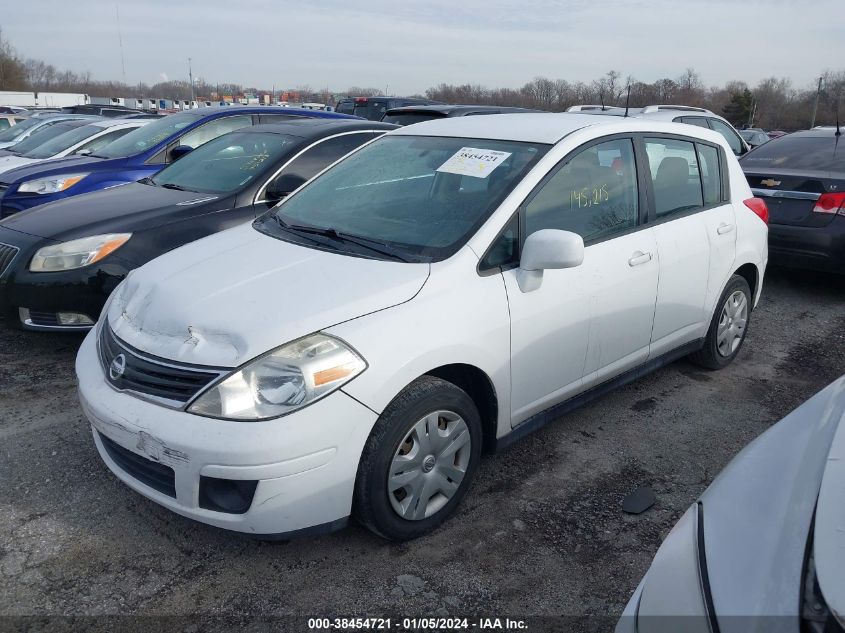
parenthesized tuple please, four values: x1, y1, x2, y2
(91, 96, 125, 107)
(0, 91, 37, 107)
(36, 92, 89, 107)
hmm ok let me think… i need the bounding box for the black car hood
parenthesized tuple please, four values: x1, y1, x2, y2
(0, 182, 232, 241)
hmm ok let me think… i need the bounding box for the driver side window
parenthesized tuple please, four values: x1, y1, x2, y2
(178, 115, 252, 151)
(524, 138, 639, 243)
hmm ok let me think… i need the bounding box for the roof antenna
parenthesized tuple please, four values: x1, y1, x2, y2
(624, 83, 631, 118)
(836, 103, 842, 137)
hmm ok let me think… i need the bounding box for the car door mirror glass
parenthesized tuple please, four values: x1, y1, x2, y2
(170, 145, 193, 161)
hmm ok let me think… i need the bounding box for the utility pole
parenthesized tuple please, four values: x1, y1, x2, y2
(810, 76, 823, 128)
(115, 4, 126, 84)
(188, 57, 195, 106)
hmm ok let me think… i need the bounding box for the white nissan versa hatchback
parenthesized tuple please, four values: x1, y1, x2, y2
(76, 114, 769, 540)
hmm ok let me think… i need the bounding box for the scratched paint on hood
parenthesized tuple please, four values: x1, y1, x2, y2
(108, 223, 430, 367)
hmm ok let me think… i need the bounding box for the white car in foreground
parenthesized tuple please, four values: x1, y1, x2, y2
(76, 114, 769, 540)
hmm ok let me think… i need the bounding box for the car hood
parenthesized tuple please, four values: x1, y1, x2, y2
(0, 155, 35, 175)
(698, 376, 845, 628)
(0, 154, 110, 184)
(0, 182, 227, 241)
(106, 223, 430, 367)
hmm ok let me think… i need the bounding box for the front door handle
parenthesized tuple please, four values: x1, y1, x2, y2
(717, 223, 735, 235)
(628, 251, 653, 267)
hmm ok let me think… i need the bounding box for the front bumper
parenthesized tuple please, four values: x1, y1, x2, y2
(768, 216, 845, 273)
(76, 330, 379, 536)
(0, 226, 129, 330)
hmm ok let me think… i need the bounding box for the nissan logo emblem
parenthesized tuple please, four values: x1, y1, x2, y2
(109, 354, 127, 380)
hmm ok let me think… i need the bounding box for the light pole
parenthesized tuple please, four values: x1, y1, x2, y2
(188, 57, 195, 106)
(810, 76, 823, 129)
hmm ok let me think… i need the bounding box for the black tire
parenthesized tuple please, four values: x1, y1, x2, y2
(353, 376, 483, 541)
(689, 274, 752, 370)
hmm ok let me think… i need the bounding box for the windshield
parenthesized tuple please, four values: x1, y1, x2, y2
(381, 112, 445, 126)
(21, 123, 102, 159)
(151, 131, 298, 193)
(261, 135, 549, 262)
(97, 112, 197, 158)
(0, 117, 41, 142)
(741, 135, 845, 173)
(7, 121, 88, 156)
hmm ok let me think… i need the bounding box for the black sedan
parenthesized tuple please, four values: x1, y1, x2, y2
(741, 126, 845, 273)
(0, 119, 396, 331)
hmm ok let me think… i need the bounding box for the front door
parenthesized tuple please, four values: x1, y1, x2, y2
(500, 137, 658, 425)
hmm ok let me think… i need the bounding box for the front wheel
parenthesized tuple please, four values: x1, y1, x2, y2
(689, 274, 752, 370)
(353, 376, 483, 541)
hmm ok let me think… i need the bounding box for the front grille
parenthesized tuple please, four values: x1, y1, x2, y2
(98, 323, 226, 405)
(0, 242, 19, 277)
(99, 431, 176, 498)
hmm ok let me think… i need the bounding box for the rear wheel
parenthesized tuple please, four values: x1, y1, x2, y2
(689, 274, 752, 370)
(353, 376, 482, 541)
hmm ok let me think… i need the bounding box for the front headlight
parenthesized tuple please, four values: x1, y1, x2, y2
(188, 333, 367, 421)
(29, 233, 132, 272)
(18, 172, 90, 194)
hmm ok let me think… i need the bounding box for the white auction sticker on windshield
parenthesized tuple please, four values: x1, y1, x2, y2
(436, 147, 512, 179)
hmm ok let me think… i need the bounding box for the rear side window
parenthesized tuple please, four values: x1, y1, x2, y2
(741, 135, 845, 172)
(524, 138, 639, 242)
(696, 144, 721, 205)
(644, 138, 704, 218)
(676, 116, 709, 128)
(708, 119, 743, 156)
(0, 119, 9, 131)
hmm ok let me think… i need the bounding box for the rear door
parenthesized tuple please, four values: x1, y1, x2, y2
(643, 135, 735, 356)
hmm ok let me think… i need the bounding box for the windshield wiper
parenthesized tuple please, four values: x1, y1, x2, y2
(138, 176, 156, 186)
(160, 183, 191, 191)
(275, 218, 410, 262)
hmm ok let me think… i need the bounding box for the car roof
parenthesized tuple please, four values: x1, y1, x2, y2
(391, 112, 729, 145)
(805, 126, 845, 136)
(242, 119, 397, 138)
(174, 106, 355, 120)
(87, 118, 151, 129)
(385, 104, 540, 115)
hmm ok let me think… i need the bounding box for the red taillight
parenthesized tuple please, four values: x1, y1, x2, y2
(812, 192, 845, 215)
(744, 197, 769, 225)
(354, 97, 368, 103)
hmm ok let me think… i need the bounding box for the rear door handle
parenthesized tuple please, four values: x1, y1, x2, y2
(717, 223, 735, 235)
(628, 251, 653, 267)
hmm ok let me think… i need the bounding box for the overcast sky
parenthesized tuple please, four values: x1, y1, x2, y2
(3, 0, 841, 94)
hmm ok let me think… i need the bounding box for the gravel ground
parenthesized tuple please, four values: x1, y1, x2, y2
(1, 266, 844, 631)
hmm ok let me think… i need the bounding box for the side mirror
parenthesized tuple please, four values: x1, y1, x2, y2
(516, 229, 584, 292)
(170, 145, 193, 161)
(265, 174, 306, 202)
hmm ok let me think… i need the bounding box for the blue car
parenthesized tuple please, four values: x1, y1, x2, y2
(0, 106, 355, 217)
